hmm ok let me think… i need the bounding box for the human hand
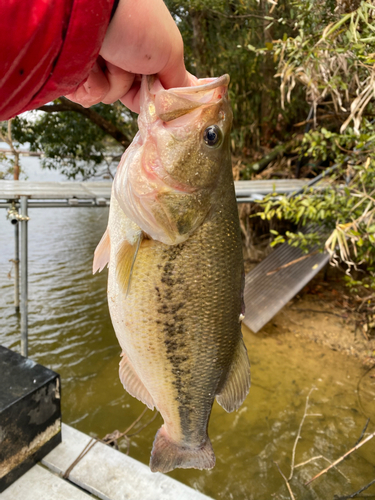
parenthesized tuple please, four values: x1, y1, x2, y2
(65, 0, 191, 113)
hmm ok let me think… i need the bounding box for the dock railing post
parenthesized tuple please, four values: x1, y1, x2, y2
(20, 196, 28, 357)
(14, 219, 20, 313)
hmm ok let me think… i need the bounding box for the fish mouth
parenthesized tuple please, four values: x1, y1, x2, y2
(151, 74, 230, 123)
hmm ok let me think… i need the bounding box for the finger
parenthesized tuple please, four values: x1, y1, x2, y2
(158, 59, 192, 91)
(119, 79, 141, 113)
(158, 67, 192, 91)
(101, 62, 136, 105)
(65, 61, 109, 107)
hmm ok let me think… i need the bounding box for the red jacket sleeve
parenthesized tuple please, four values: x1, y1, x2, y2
(0, 0, 114, 120)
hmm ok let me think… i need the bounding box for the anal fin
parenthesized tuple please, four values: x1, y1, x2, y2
(93, 228, 111, 274)
(119, 353, 155, 410)
(150, 425, 215, 473)
(216, 338, 250, 412)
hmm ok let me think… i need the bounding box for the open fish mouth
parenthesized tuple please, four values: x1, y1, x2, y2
(152, 73, 230, 122)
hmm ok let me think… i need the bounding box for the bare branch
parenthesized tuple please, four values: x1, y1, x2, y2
(295, 454, 350, 482)
(208, 9, 269, 20)
(354, 418, 370, 446)
(267, 251, 319, 276)
(289, 387, 317, 480)
(62, 407, 158, 479)
(37, 97, 131, 148)
(273, 461, 296, 500)
(305, 430, 375, 486)
(335, 478, 375, 500)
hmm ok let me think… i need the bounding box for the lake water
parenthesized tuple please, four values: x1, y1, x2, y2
(0, 157, 374, 499)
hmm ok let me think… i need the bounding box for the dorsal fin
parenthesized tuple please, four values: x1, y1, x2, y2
(93, 228, 111, 274)
(116, 231, 143, 296)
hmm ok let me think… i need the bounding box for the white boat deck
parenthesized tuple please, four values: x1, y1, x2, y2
(1, 424, 213, 500)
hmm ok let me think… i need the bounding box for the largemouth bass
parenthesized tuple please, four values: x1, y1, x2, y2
(93, 74, 250, 473)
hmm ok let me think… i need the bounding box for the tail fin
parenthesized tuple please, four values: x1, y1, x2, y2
(150, 426, 215, 473)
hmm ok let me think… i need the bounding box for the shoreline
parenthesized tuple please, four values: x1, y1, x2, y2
(246, 266, 375, 367)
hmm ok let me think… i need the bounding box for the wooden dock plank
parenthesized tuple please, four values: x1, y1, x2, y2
(0, 464, 91, 500)
(42, 424, 213, 500)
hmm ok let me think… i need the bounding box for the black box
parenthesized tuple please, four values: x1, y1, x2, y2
(0, 345, 61, 492)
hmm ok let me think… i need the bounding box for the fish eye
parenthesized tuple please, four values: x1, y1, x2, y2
(203, 125, 222, 147)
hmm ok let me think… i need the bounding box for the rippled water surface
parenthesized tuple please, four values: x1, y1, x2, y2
(1, 165, 374, 499)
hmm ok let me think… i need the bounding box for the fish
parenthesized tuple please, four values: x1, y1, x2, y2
(93, 74, 250, 473)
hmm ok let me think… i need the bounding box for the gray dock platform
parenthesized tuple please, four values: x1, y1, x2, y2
(0, 178, 316, 207)
(1, 424, 213, 500)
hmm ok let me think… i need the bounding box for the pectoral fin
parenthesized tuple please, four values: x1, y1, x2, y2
(93, 228, 111, 274)
(119, 353, 155, 410)
(116, 231, 143, 296)
(216, 339, 250, 412)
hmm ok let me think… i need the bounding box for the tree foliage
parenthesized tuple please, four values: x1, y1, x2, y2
(252, 1, 375, 330)
(275, 1, 375, 132)
(9, 99, 136, 179)
(0, 120, 20, 179)
(166, 0, 309, 153)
